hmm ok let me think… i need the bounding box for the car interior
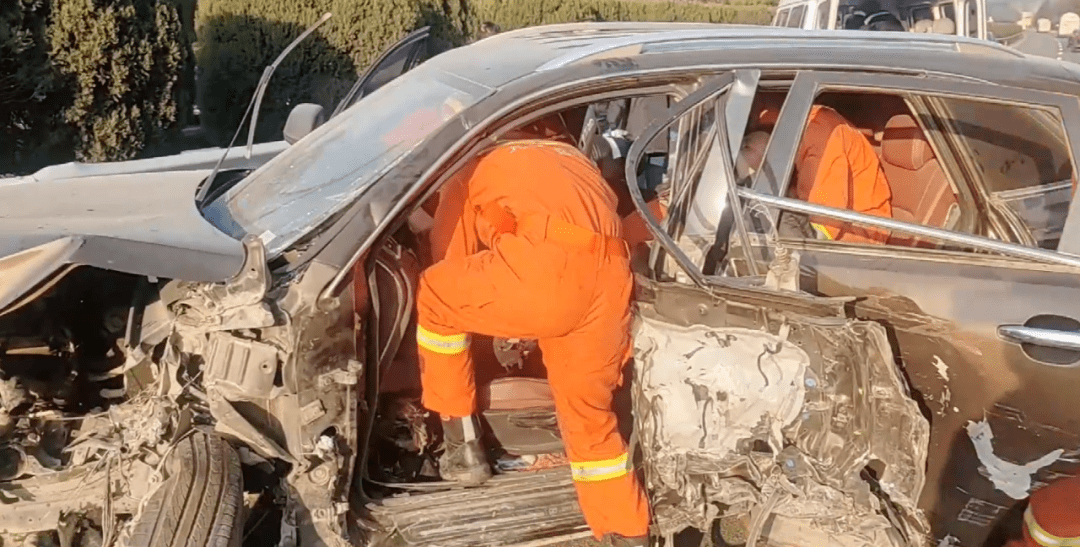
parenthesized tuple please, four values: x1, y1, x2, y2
(358, 85, 1053, 493)
(345, 91, 693, 544)
(353, 77, 1076, 544)
(360, 83, 965, 490)
(734, 85, 1075, 251)
(732, 87, 969, 248)
(358, 93, 674, 495)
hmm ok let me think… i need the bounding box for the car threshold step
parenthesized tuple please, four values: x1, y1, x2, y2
(366, 468, 588, 546)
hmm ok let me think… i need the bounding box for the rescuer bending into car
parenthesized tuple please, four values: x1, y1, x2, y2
(412, 123, 650, 544)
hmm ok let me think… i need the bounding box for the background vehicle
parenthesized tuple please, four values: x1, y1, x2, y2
(772, 0, 989, 39)
(1038, 17, 1052, 32)
(1059, 12, 1079, 36)
(1021, 10, 1035, 28)
(1, 23, 1077, 547)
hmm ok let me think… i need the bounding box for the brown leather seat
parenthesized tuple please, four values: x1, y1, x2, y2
(879, 114, 958, 243)
(479, 377, 556, 411)
(479, 377, 563, 455)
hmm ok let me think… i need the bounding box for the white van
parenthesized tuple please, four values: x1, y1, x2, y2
(771, 0, 989, 40)
(1037, 18, 1053, 32)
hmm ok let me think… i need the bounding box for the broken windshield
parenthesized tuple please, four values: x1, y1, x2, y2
(201, 67, 493, 257)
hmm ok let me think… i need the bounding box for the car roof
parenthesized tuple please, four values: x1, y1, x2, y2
(418, 23, 1080, 94)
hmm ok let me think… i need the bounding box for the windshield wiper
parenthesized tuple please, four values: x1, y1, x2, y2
(195, 12, 333, 205)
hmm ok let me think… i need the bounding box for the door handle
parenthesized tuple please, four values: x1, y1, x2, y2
(998, 325, 1080, 351)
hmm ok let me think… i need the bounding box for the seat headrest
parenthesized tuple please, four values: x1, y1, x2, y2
(913, 19, 933, 33)
(932, 17, 955, 34)
(882, 114, 934, 171)
(736, 131, 770, 180)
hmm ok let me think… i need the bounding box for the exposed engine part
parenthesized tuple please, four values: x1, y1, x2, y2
(633, 314, 931, 546)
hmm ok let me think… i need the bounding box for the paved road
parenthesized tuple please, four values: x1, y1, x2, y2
(1010, 29, 1080, 62)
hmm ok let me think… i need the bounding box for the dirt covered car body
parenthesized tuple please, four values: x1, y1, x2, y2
(1, 23, 1078, 547)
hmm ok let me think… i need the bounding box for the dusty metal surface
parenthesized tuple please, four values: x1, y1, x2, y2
(633, 277, 931, 546)
(366, 468, 588, 547)
(0, 170, 245, 283)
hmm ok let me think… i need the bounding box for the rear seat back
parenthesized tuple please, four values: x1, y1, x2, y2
(880, 114, 959, 241)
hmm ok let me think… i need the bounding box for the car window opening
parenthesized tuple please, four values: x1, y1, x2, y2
(362, 92, 678, 490)
(726, 85, 1075, 255)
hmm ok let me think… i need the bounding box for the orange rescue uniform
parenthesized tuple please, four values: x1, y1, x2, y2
(418, 140, 651, 539)
(759, 105, 893, 243)
(1006, 473, 1080, 547)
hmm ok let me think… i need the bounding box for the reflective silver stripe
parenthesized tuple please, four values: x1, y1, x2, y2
(570, 453, 629, 483)
(416, 325, 470, 355)
(1026, 505, 1080, 547)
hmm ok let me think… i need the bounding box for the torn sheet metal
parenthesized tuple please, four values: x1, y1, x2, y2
(966, 419, 1064, 500)
(633, 314, 931, 545)
(634, 319, 809, 457)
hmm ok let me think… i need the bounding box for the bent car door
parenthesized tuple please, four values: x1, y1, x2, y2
(730, 71, 1080, 547)
(331, 27, 435, 118)
(623, 73, 932, 547)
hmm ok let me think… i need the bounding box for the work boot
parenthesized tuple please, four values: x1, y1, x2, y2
(438, 415, 492, 485)
(609, 535, 649, 547)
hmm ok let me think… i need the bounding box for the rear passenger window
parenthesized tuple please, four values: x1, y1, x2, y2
(788, 5, 807, 27)
(735, 88, 1075, 251)
(775, 9, 791, 27)
(817, 1, 831, 28)
(938, 98, 1074, 249)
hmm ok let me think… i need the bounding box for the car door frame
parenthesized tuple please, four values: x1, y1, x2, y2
(330, 26, 433, 118)
(621, 67, 936, 542)
(748, 70, 1080, 256)
(731, 70, 1080, 545)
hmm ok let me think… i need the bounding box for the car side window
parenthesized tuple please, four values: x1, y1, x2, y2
(775, 8, 791, 27)
(735, 87, 1075, 250)
(937, 97, 1074, 249)
(817, 0, 831, 28)
(788, 5, 807, 27)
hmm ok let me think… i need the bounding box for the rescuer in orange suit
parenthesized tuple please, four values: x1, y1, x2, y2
(757, 103, 893, 243)
(415, 127, 650, 544)
(1004, 473, 1080, 547)
(621, 103, 892, 248)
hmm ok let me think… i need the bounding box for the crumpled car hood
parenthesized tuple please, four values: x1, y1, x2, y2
(0, 170, 246, 313)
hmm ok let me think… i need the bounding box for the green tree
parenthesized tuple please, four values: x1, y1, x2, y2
(195, 0, 471, 145)
(50, 0, 191, 163)
(0, 0, 191, 176)
(0, 0, 65, 174)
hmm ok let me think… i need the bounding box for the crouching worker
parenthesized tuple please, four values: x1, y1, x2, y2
(415, 134, 651, 544)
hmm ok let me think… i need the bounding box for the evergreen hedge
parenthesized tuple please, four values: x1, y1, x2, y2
(1, 0, 192, 175)
(195, 0, 772, 146)
(194, 0, 471, 145)
(476, 0, 772, 28)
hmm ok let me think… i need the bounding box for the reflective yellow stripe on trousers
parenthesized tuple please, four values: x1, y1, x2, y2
(571, 453, 629, 483)
(810, 222, 835, 240)
(417, 325, 470, 355)
(1026, 506, 1080, 547)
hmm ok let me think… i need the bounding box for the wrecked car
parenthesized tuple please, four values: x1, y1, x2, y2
(0, 22, 1075, 547)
